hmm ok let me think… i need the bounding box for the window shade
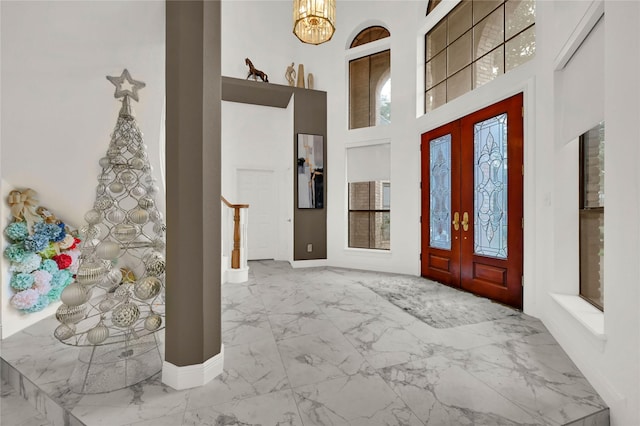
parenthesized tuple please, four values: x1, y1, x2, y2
(556, 17, 604, 144)
(346, 143, 390, 182)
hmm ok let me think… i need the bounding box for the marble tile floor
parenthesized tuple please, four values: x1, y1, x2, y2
(1, 260, 609, 426)
(1, 379, 52, 426)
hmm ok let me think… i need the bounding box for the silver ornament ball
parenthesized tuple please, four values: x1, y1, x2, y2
(99, 297, 119, 313)
(145, 253, 165, 277)
(60, 283, 90, 307)
(109, 181, 125, 194)
(76, 261, 107, 286)
(113, 223, 138, 242)
(138, 196, 155, 210)
(54, 323, 76, 341)
(94, 196, 114, 211)
(129, 209, 149, 225)
(134, 276, 162, 300)
(87, 324, 110, 345)
(56, 304, 87, 324)
(99, 157, 111, 168)
(84, 209, 102, 225)
(129, 158, 145, 170)
(112, 302, 140, 328)
(120, 171, 136, 185)
(96, 241, 121, 260)
(114, 283, 134, 299)
(149, 210, 163, 223)
(131, 186, 147, 198)
(144, 314, 162, 332)
(106, 209, 126, 224)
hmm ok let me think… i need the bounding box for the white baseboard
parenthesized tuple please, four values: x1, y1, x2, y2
(162, 345, 224, 390)
(290, 259, 328, 268)
(227, 267, 249, 283)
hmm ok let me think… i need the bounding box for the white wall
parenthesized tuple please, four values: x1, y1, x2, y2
(221, 0, 333, 91)
(221, 100, 294, 262)
(223, 1, 300, 87)
(0, 0, 165, 338)
(1, 0, 638, 423)
(536, 1, 640, 425)
(220, 0, 640, 424)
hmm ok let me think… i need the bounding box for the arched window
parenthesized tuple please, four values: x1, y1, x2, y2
(350, 26, 390, 48)
(426, 0, 442, 16)
(348, 26, 391, 129)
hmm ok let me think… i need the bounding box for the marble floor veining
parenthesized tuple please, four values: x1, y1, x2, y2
(1, 379, 52, 426)
(1, 260, 608, 426)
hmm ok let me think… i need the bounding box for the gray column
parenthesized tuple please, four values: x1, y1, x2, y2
(165, 0, 222, 371)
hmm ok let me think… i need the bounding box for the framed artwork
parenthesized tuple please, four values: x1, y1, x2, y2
(297, 133, 324, 208)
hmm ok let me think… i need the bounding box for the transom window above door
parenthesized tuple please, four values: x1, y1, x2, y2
(424, 0, 535, 113)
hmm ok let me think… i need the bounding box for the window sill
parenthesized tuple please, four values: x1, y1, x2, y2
(344, 247, 392, 256)
(550, 293, 606, 341)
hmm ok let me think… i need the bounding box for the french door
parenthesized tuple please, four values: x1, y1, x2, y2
(421, 93, 523, 309)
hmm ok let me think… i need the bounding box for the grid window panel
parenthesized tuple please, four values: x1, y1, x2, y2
(349, 50, 390, 129)
(424, 0, 535, 114)
(448, 30, 472, 76)
(448, 1, 472, 42)
(506, 0, 535, 40)
(425, 81, 447, 113)
(505, 25, 535, 72)
(426, 50, 447, 89)
(473, 5, 504, 60)
(348, 181, 391, 250)
(473, 0, 502, 24)
(473, 46, 504, 88)
(426, 20, 448, 60)
(447, 66, 472, 102)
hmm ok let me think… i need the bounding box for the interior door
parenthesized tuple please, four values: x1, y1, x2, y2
(237, 169, 277, 260)
(421, 93, 523, 309)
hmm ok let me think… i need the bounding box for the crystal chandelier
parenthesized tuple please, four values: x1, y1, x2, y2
(293, 0, 336, 45)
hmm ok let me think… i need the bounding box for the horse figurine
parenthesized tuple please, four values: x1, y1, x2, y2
(245, 58, 269, 83)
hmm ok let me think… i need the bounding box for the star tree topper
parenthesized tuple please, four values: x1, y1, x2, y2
(106, 69, 146, 102)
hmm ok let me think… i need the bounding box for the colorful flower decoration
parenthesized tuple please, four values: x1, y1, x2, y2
(9, 253, 42, 273)
(3, 189, 81, 314)
(4, 243, 26, 262)
(41, 259, 60, 274)
(53, 254, 72, 270)
(5, 222, 28, 241)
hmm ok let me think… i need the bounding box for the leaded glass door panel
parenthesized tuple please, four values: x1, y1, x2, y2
(421, 121, 461, 286)
(421, 93, 523, 309)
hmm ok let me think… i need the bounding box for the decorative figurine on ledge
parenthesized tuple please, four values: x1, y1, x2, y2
(245, 58, 269, 82)
(297, 63, 305, 88)
(285, 62, 296, 86)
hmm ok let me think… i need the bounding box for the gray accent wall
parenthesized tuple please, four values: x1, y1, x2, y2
(165, 0, 222, 367)
(221, 77, 327, 260)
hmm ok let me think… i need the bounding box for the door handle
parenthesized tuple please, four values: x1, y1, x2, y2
(461, 212, 469, 232)
(452, 212, 460, 231)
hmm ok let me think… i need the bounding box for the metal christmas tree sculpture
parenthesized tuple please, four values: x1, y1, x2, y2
(53, 69, 166, 393)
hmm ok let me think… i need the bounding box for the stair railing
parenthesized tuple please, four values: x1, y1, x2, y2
(221, 196, 249, 269)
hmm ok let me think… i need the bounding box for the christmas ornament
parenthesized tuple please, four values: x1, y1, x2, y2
(52, 71, 165, 394)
